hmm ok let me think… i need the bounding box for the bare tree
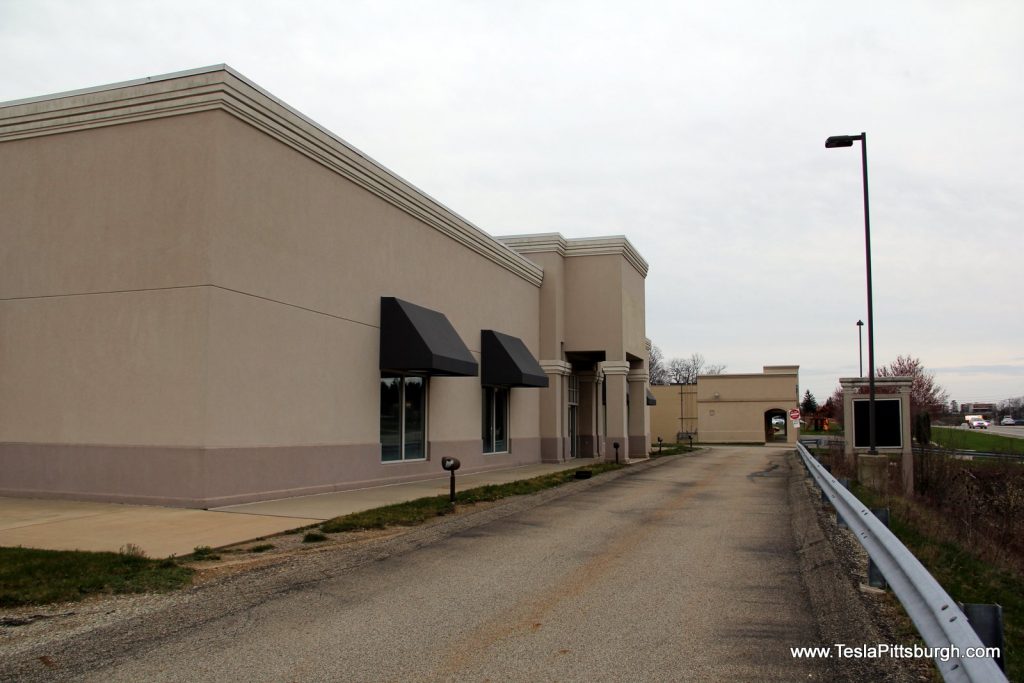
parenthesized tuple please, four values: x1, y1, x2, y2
(998, 396, 1023, 419)
(648, 345, 670, 385)
(666, 353, 726, 384)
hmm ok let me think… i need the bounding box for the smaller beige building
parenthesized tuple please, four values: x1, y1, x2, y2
(650, 366, 800, 445)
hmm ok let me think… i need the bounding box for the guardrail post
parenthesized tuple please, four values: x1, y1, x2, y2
(960, 603, 1005, 672)
(868, 508, 889, 589)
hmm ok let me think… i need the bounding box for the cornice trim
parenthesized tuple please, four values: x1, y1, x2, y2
(0, 66, 544, 287)
(498, 233, 648, 278)
(539, 360, 572, 376)
(600, 361, 631, 375)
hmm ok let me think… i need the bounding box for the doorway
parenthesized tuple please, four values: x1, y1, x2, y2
(568, 375, 580, 458)
(764, 408, 788, 443)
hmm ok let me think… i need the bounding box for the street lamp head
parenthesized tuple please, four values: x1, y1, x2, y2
(825, 134, 863, 148)
(856, 320, 864, 327)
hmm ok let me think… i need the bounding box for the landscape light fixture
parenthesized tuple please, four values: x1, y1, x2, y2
(826, 132, 877, 454)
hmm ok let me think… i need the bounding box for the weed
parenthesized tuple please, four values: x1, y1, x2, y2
(119, 543, 147, 558)
(191, 546, 220, 561)
(249, 544, 275, 553)
(852, 483, 1023, 682)
(302, 532, 328, 543)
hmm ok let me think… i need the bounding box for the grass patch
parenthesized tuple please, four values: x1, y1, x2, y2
(852, 484, 1022, 681)
(249, 544, 275, 553)
(932, 426, 1024, 455)
(322, 463, 625, 533)
(302, 532, 328, 543)
(191, 545, 220, 561)
(0, 546, 193, 607)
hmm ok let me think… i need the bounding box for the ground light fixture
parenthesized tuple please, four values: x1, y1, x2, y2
(826, 132, 877, 454)
(441, 457, 461, 503)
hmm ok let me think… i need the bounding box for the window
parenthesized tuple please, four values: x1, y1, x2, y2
(381, 375, 427, 462)
(482, 386, 509, 453)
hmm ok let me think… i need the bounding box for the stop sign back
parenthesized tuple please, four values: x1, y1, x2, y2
(789, 408, 801, 421)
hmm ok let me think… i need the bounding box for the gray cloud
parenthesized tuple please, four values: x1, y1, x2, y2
(2, 0, 1021, 406)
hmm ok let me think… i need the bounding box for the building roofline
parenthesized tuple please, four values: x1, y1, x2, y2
(0, 65, 544, 287)
(497, 232, 649, 278)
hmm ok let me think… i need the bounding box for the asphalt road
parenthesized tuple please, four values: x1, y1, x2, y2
(58, 446, 827, 683)
(986, 425, 1024, 439)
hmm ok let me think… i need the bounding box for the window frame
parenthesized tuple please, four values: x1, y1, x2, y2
(380, 374, 429, 463)
(482, 385, 510, 454)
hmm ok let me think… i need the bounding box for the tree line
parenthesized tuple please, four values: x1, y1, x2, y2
(648, 347, 725, 385)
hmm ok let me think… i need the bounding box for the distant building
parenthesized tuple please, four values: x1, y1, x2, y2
(960, 403, 995, 415)
(650, 366, 800, 444)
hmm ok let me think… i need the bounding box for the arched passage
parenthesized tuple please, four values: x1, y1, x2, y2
(764, 408, 788, 443)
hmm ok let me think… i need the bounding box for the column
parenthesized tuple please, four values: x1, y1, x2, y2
(539, 360, 570, 462)
(627, 366, 650, 459)
(899, 384, 914, 495)
(595, 371, 606, 458)
(840, 378, 855, 460)
(601, 361, 630, 463)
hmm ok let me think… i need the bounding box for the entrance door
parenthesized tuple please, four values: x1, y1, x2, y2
(568, 375, 580, 458)
(568, 405, 578, 458)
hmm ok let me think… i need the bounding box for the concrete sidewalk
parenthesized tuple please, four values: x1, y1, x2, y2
(0, 460, 590, 558)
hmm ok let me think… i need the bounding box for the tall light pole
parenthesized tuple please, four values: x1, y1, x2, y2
(856, 319, 864, 377)
(826, 133, 877, 455)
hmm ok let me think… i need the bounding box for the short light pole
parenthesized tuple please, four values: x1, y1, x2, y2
(856, 319, 864, 377)
(826, 132, 877, 454)
(441, 457, 461, 503)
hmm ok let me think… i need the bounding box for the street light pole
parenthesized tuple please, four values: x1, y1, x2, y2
(827, 132, 877, 454)
(856, 319, 864, 377)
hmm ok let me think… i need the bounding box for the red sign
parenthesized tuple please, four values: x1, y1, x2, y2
(789, 408, 801, 421)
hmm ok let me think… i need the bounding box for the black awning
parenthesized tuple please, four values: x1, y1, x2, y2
(481, 330, 548, 388)
(380, 297, 478, 377)
(646, 387, 657, 405)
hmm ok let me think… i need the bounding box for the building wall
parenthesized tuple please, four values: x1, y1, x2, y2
(0, 66, 648, 506)
(500, 234, 650, 460)
(649, 384, 697, 442)
(0, 69, 548, 506)
(696, 367, 800, 444)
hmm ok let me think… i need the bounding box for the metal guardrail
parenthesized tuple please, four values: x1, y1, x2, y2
(913, 445, 1024, 464)
(795, 443, 1007, 683)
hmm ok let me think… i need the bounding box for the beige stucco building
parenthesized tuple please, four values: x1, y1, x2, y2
(0, 66, 651, 508)
(650, 366, 801, 445)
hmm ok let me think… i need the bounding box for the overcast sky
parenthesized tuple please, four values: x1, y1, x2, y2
(2, 0, 1021, 406)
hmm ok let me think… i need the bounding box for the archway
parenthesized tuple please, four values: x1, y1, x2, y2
(764, 408, 788, 443)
